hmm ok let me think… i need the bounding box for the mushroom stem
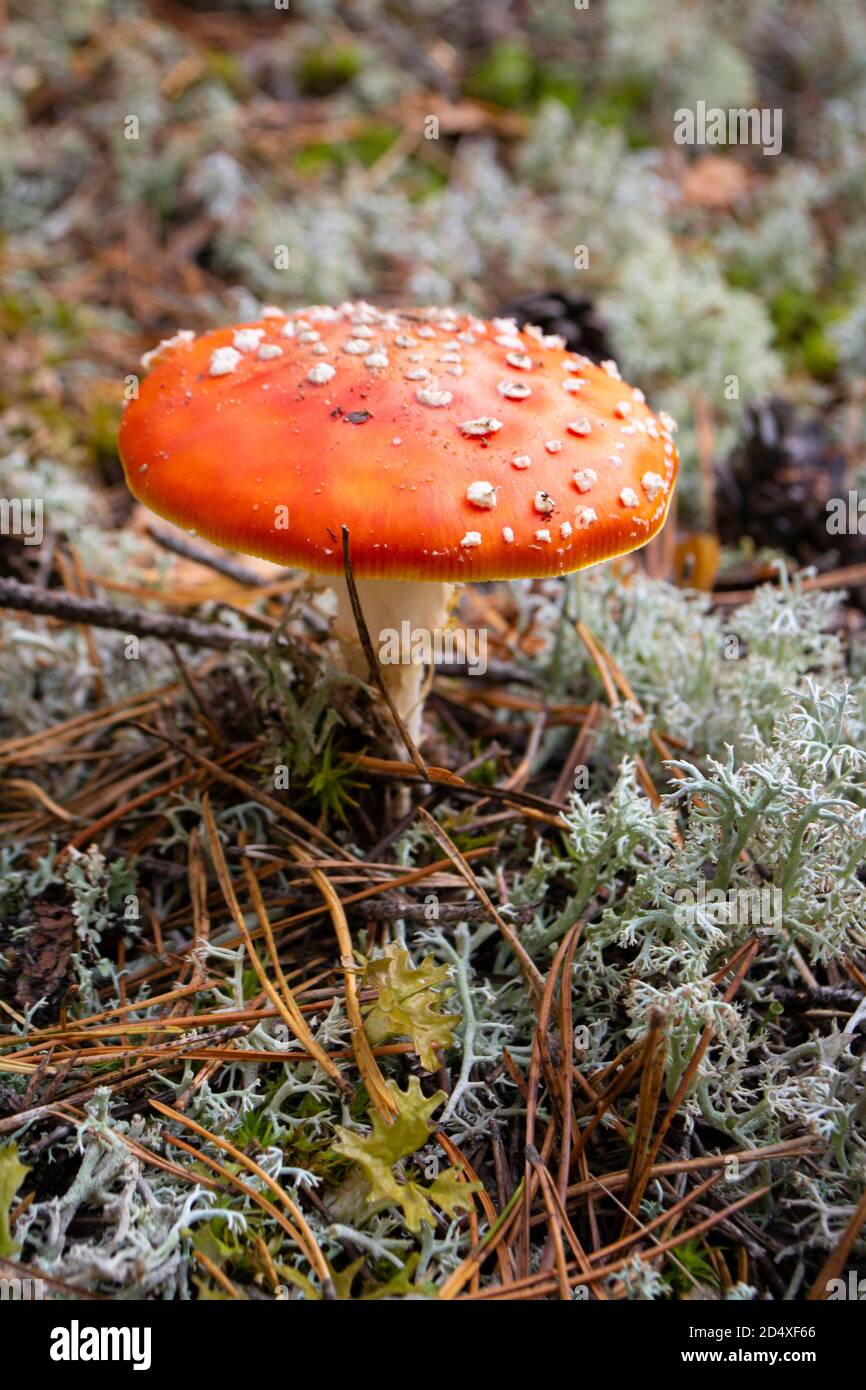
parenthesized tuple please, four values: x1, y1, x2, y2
(331, 577, 456, 745)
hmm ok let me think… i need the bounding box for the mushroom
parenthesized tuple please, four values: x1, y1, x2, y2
(119, 304, 677, 742)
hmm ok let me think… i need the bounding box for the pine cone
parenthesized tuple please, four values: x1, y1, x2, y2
(0, 898, 76, 1024)
(496, 290, 616, 363)
(716, 399, 858, 565)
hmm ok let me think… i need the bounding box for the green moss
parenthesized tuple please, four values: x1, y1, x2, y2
(464, 42, 581, 113)
(581, 76, 656, 145)
(84, 399, 123, 464)
(464, 41, 537, 109)
(297, 44, 363, 97)
(303, 735, 364, 827)
(663, 1237, 718, 1296)
(234, 1109, 278, 1151)
(769, 288, 845, 380)
(801, 326, 841, 380)
(293, 123, 401, 174)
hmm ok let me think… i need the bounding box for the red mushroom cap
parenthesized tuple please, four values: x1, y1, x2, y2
(119, 304, 678, 582)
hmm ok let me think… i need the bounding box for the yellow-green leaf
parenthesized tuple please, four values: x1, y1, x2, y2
(0, 1144, 30, 1259)
(427, 1167, 481, 1220)
(360, 1253, 437, 1300)
(362, 944, 459, 1070)
(331, 1256, 365, 1300)
(332, 1078, 478, 1233)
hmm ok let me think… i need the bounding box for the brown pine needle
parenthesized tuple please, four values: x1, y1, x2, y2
(193, 1248, 245, 1299)
(590, 1172, 722, 1264)
(241, 856, 348, 1088)
(162, 1132, 318, 1281)
(287, 845, 398, 1121)
(526, 1145, 570, 1299)
(637, 940, 758, 1188)
(187, 827, 211, 990)
(135, 723, 353, 859)
(3, 778, 74, 822)
(807, 1184, 866, 1299)
(253, 1234, 282, 1295)
(621, 1007, 668, 1230)
(438, 1177, 528, 1301)
(574, 619, 677, 822)
(575, 619, 620, 706)
(201, 797, 345, 1089)
(463, 1184, 771, 1300)
(151, 1100, 334, 1296)
(417, 805, 546, 1006)
(436, 1130, 515, 1286)
(562, 1138, 816, 1203)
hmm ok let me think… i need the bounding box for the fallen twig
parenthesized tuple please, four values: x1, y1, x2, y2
(0, 576, 277, 653)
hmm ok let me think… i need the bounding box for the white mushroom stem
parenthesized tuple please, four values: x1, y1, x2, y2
(330, 576, 456, 745)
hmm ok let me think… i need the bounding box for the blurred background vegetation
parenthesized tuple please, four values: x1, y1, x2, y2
(2, 0, 866, 539)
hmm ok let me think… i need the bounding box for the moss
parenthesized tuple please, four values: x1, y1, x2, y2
(801, 325, 841, 380)
(293, 123, 401, 174)
(464, 41, 538, 110)
(297, 43, 363, 96)
(581, 75, 656, 145)
(464, 41, 582, 114)
(769, 287, 847, 380)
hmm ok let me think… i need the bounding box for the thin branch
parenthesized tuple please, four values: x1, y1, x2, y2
(0, 576, 274, 653)
(146, 524, 288, 587)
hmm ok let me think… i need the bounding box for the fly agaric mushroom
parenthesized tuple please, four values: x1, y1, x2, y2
(119, 304, 677, 741)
